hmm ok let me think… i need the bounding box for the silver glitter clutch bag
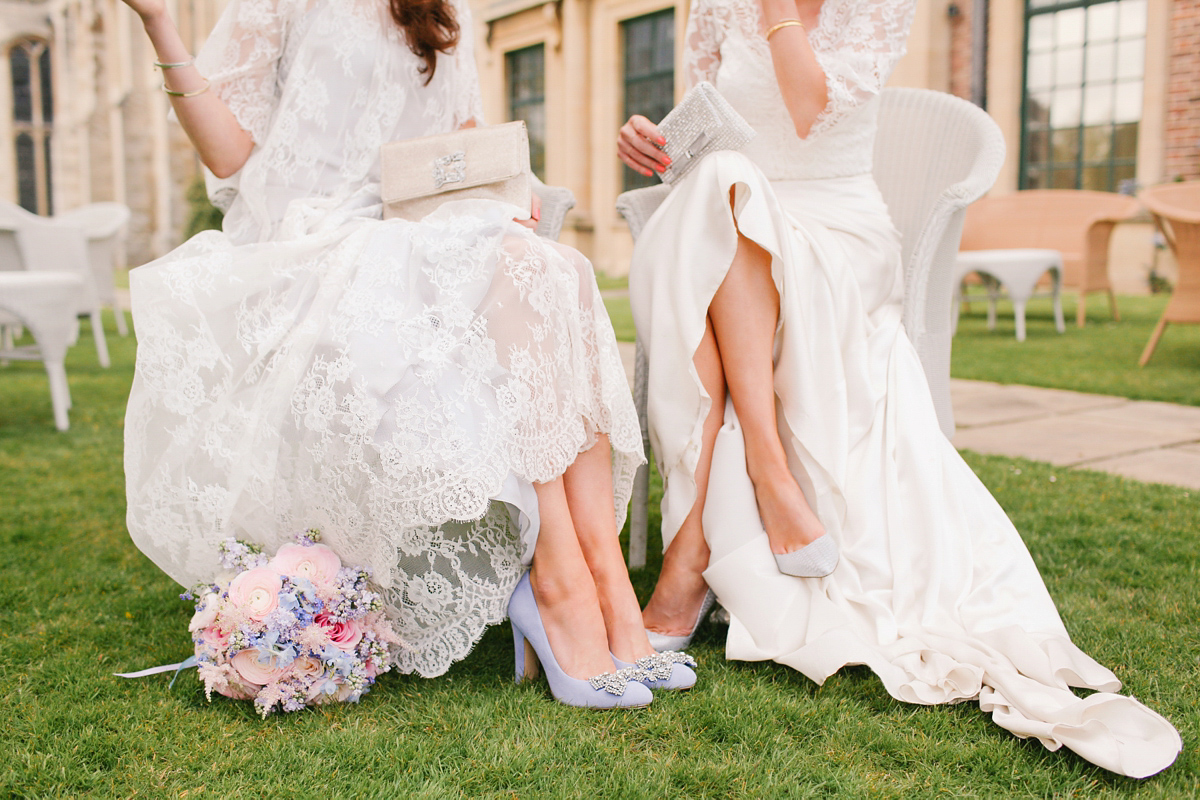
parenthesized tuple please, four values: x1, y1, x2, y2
(656, 82, 756, 185)
(381, 121, 532, 221)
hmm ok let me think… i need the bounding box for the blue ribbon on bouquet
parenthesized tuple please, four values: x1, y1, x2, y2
(115, 655, 199, 688)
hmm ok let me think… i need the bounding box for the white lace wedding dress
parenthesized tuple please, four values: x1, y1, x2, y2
(630, 0, 1180, 777)
(123, 0, 642, 679)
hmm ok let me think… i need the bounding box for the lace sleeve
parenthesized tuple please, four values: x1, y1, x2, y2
(683, 0, 725, 88)
(808, 0, 916, 136)
(451, 0, 486, 127)
(194, 0, 295, 144)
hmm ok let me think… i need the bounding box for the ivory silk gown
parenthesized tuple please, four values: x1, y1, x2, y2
(630, 0, 1181, 777)
(123, 0, 642, 679)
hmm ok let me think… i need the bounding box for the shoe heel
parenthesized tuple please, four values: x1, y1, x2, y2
(513, 624, 540, 684)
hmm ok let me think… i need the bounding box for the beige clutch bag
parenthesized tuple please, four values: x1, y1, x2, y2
(381, 121, 532, 221)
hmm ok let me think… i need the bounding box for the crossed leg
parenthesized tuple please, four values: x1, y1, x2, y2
(642, 217, 826, 636)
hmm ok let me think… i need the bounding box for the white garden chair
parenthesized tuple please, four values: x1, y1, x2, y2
(0, 218, 89, 430)
(55, 202, 133, 336)
(617, 87, 1006, 567)
(0, 205, 111, 368)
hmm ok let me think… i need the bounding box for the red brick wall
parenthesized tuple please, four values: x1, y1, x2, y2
(1166, 0, 1200, 180)
(949, 0, 974, 101)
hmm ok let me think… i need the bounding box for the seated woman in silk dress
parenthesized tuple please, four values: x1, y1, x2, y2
(618, 0, 1180, 776)
(118, 0, 697, 710)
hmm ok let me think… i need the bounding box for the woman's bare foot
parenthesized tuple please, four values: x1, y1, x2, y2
(529, 563, 620, 680)
(642, 535, 713, 638)
(752, 466, 826, 556)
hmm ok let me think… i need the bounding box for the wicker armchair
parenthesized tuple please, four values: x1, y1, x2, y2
(616, 88, 1005, 568)
(1138, 181, 1200, 365)
(959, 189, 1139, 326)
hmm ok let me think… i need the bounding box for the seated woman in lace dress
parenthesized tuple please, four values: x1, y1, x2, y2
(617, 0, 1180, 775)
(119, 0, 697, 709)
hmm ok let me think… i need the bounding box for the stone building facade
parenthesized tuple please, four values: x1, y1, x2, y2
(472, 0, 1200, 276)
(1, 0, 225, 266)
(4, 0, 1195, 276)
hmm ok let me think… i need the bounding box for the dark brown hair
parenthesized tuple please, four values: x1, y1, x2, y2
(389, 0, 460, 84)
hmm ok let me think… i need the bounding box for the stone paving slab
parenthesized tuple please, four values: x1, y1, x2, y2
(950, 379, 1200, 489)
(952, 414, 1197, 467)
(1085, 448, 1200, 491)
(950, 381, 1126, 428)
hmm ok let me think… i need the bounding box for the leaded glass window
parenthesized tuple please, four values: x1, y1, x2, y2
(506, 44, 546, 180)
(622, 9, 674, 191)
(10, 39, 53, 214)
(1021, 0, 1145, 192)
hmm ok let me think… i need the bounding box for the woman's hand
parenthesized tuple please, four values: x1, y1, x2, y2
(120, 0, 167, 22)
(618, 115, 671, 178)
(514, 191, 542, 231)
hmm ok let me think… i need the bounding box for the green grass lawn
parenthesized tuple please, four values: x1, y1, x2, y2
(1, 316, 1196, 797)
(952, 292, 1199, 405)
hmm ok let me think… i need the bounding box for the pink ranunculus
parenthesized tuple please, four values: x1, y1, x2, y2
(315, 612, 363, 651)
(227, 568, 284, 621)
(188, 592, 220, 632)
(231, 648, 291, 686)
(269, 543, 342, 588)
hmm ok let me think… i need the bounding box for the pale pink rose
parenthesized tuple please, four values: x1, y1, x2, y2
(315, 612, 363, 651)
(269, 543, 342, 587)
(292, 657, 325, 680)
(228, 568, 284, 621)
(188, 593, 220, 632)
(200, 625, 230, 652)
(231, 648, 291, 686)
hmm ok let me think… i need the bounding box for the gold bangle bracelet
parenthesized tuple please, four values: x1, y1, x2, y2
(765, 19, 805, 41)
(162, 78, 210, 98)
(154, 57, 195, 69)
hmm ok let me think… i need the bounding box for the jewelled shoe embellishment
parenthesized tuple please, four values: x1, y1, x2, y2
(634, 651, 698, 682)
(588, 667, 648, 695)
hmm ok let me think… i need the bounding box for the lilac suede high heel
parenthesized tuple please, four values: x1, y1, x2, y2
(509, 571, 653, 709)
(612, 651, 697, 691)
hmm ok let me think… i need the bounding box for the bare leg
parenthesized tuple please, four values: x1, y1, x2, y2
(641, 318, 723, 637)
(563, 433, 657, 663)
(708, 230, 825, 555)
(530, 476, 622, 679)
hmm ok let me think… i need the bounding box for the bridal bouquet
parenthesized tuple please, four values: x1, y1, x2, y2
(185, 530, 400, 717)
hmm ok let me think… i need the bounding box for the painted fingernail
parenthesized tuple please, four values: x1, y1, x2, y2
(658, 137, 666, 145)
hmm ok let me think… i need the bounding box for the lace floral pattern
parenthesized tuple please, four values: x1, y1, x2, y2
(683, 0, 916, 180)
(126, 0, 642, 679)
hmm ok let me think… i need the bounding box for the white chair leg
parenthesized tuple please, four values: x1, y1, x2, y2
(114, 306, 129, 337)
(1052, 277, 1065, 334)
(45, 359, 71, 430)
(89, 309, 111, 368)
(629, 338, 651, 569)
(1013, 300, 1027, 342)
(986, 288, 997, 331)
(951, 282, 962, 337)
(629, 464, 649, 569)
